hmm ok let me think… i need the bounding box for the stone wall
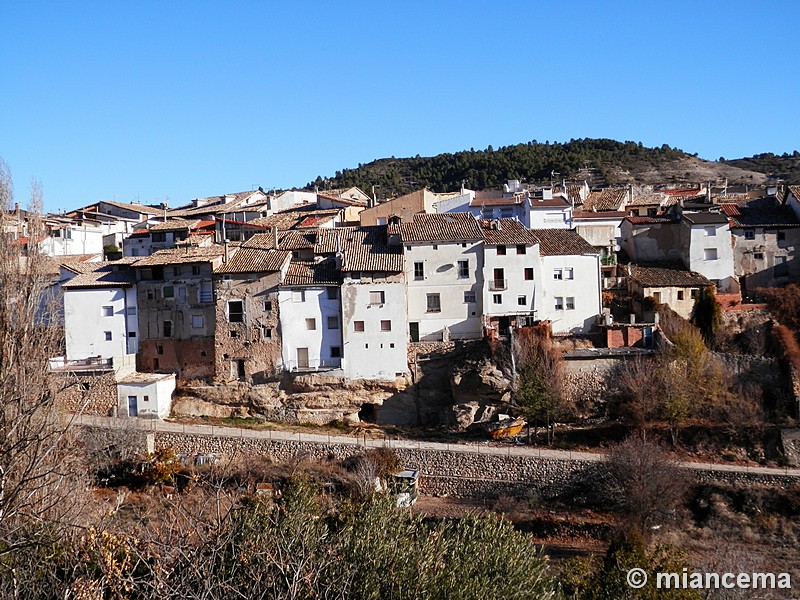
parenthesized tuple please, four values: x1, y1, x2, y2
(56, 372, 118, 415)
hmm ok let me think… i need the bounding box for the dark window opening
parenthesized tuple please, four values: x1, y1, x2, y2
(163, 321, 172, 338)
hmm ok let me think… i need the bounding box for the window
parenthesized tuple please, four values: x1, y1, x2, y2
(406, 245, 411, 251)
(128, 331, 136, 337)
(464, 291, 476, 303)
(173, 267, 180, 276)
(327, 287, 338, 300)
(151, 232, 166, 243)
(566, 297, 575, 310)
(516, 245, 526, 255)
(778, 231, 786, 241)
(157, 345, 164, 355)
(518, 295, 526, 306)
(191, 315, 204, 328)
(432, 244, 438, 250)
(414, 262, 424, 280)
(351, 272, 361, 280)
(354, 320, 365, 332)
(426, 293, 441, 312)
(461, 243, 467, 248)
(369, 290, 385, 305)
(102, 306, 113, 317)
(652, 292, 661, 304)
(564, 267, 574, 280)
(753, 252, 764, 260)
(704, 248, 718, 261)
(327, 316, 339, 329)
(305, 318, 317, 330)
(192, 265, 200, 275)
(677, 290, 684, 301)
(691, 289, 699, 299)
(264, 301, 272, 311)
(126, 306, 136, 315)
(143, 395, 149, 403)
(163, 321, 172, 337)
(744, 230, 755, 240)
(104, 331, 112, 341)
(775, 255, 789, 276)
(230, 330, 238, 338)
(493, 294, 502, 304)
(704, 226, 717, 237)
(553, 268, 563, 280)
(153, 358, 159, 370)
(162, 285, 175, 299)
(228, 300, 244, 322)
(146, 289, 154, 300)
(554, 297, 564, 310)
(262, 327, 272, 339)
(524, 268, 534, 281)
(457, 260, 469, 278)
(381, 320, 392, 331)
(291, 289, 305, 303)
(496, 245, 507, 255)
(330, 346, 341, 358)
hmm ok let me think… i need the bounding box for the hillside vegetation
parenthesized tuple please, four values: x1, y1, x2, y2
(306, 138, 787, 198)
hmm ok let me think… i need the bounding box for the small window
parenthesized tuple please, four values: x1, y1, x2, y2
(566, 297, 575, 310)
(677, 290, 684, 301)
(126, 306, 136, 315)
(369, 290, 385, 305)
(691, 289, 699, 299)
(744, 230, 755, 240)
(163, 321, 172, 337)
(326, 287, 338, 300)
(128, 331, 136, 337)
(457, 260, 469, 278)
(553, 268, 563, 280)
(327, 316, 339, 329)
(354, 320, 365, 332)
(704, 226, 717, 237)
(230, 330, 238, 338)
(192, 315, 204, 328)
(192, 265, 200, 275)
(153, 358, 159, 370)
(517, 295, 526, 306)
(564, 267, 574, 280)
(426, 293, 441, 312)
(163, 285, 175, 299)
(464, 291, 476, 303)
(102, 306, 113, 317)
(228, 300, 244, 322)
(753, 252, 764, 260)
(554, 297, 563, 310)
(146, 289, 154, 300)
(262, 327, 272, 339)
(291, 289, 305, 303)
(143, 395, 149, 402)
(516, 245, 526, 255)
(157, 345, 164, 355)
(173, 266, 180, 276)
(264, 300, 272, 311)
(432, 244, 438, 250)
(381, 320, 392, 331)
(406, 245, 411, 251)
(305, 318, 316, 330)
(704, 248, 718, 261)
(496, 245, 507, 256)
(104, 331, 112, 341)
(652, 292, 662, 304)
(461, 242, 467, 248)
(351, 272, 361, 280)
(414, 262, 424, 280)
(524, 268, 534, 281)
(330, 346, 341, 358)
(493, 294, 502, 304)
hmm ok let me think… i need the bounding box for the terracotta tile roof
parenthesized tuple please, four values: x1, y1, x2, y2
(399, 212, 483, 243)
(727, 204, 800, 228)
(572, 211, 627, 220)
(62, 261, 137, 288)
(788, 185, 800, 200)
(625, 216, 674, 225)
(627, 193, 667, 207)
(530, 229, 599, 256)
(528, 195, 570, 208)
(565, 185, 585, 204)
(148, 219, 199, 231)
(628, 263, 712, 287)
(248, 204, 340, 231)
(243, 230, 316, 251)
(314, 227, 354, 254)
(133, 246, 224, 266)
(681, 212, 729, 225)
(661, 187, 704, 197)
(282, 257, 340, 286)
(479, 219, 538, 245)
(168, 190, 266, 218)
(214, 248, 291, 274)
(98, 200, 165, 215)
(340, 226, 403, 272)
(582, 188, 628, 211)
(720, 203, 740, 217)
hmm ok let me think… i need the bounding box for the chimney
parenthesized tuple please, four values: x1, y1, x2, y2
(272, 226, 279, 249)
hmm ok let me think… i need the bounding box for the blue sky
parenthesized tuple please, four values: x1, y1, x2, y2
(2, 0, 798, 212)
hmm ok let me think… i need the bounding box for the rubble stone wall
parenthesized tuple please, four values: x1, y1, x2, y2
(56, 372, 118, 415)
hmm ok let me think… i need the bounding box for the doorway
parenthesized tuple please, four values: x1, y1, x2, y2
(409, 322, 419, 343)
(128, 396, 138, 417)
(297, 347, 309, 369)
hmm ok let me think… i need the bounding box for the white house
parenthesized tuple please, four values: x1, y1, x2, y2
(679, 212, 736, 292)
(399, 213, 484, 341)
(526, 189, 573, 229)
(479, 219, 540, 335)
(336, 226, 408, 380)
(531, 229, 602, 334)
(61, 260, 139, 360)
(41, 218, 105, 257)
(277, 258, 343, 371)
(117, 372, 176, 419)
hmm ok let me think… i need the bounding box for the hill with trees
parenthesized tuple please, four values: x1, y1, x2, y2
(721, 151, 800, 183)
(305, 138, 793, 198)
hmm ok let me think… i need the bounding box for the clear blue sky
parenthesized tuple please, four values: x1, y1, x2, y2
(2, 0, 798, 213)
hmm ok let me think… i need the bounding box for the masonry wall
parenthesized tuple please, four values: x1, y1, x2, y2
(137, 338, 215, 381)
(55, 372, 117, 415)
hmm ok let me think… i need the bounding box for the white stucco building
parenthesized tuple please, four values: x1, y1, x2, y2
(117, 372, 176, 418)
(531, 229, 602, 334)
(399, 213, 484, 341)
(680, 212, 735, 292)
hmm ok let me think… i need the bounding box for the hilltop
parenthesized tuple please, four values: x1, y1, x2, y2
(305, 138, 798, 198)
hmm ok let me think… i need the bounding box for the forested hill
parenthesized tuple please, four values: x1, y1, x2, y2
(304, 138, 789, 198)
(722, 152, 800, 183)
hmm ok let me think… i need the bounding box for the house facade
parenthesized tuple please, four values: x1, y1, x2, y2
(680, 212, 735, 292)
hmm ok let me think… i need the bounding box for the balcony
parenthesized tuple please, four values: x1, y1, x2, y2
(489, 279, 508, 291)
(601, 255, 617, 267)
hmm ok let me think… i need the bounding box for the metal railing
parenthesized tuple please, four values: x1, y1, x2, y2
(489, 279, 508, 291)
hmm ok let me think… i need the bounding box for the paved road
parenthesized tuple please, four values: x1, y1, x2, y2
(72, 414, 800, 479)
